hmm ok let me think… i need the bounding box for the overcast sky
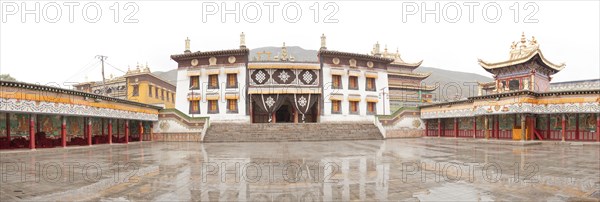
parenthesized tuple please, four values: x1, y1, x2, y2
(1, 1, 598, 86)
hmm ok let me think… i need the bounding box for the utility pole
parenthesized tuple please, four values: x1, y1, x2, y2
(95, 55, 108, 95)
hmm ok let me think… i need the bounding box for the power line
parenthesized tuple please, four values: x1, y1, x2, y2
(105, 61, 127, 73)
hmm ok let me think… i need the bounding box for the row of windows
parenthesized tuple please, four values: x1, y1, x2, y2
(332, 75, 376, 91)
(190, 74, 238, 90)
(331, 100, 377, 114)
(189, 99, 238, 114)
(130, 85, 175, 103)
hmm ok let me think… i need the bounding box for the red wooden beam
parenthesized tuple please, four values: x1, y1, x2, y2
(596, 114, 600, 142)
(561, 115, 566, 142)
(139, 121, 143, 142)
(87, 118, 92, 146)
(125, 120, 129, 144)
(575, 114, 579, 141)
(473, 117, 477, 139)
(108, 119, 113, 144)
(61, 116, 66, 147)
(438, 119, 442, 137)
(454, 118, 458, 138)
(29, 115, 35, 150)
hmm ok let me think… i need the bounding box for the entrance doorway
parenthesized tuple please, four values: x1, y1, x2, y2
(276, 104, 293, 123)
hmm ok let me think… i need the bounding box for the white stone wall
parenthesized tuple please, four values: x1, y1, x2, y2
(321, 64, 391, 122)
(175, 64, 249, 123)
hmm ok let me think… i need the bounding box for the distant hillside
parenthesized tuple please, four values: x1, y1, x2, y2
(418, 67, 493, 100)
(250, 46, 318, 62)
(158, 47, 494, 100)
(152, 70, 178, 86)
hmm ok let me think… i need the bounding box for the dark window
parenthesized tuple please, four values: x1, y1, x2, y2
(189, 100, 200, 114)
(227, 74, 237, 88)
(227, 99, 238, 113)
(190, 76, 200, 90)
(132, 85, 139, 97)
(208, 75, 219, 89)
(331, 100, 341, 114)
(332, 75, 342, 89)
(367, 102, 377, 114)
(366, 78, 376, 91)
(348, 76, 358, 90)
(349, 101, 359, 114)
(208, 100, 219, 114)
(161, 89, 164, 100)
(509, 79, 520, 91)
(148, 85, 153, 96)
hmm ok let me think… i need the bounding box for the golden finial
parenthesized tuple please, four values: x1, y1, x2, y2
(320, 33, 326, 50)
(520, 32, 527, 48)
(240, 32, 246, 48)
(184, 37, 191, 53)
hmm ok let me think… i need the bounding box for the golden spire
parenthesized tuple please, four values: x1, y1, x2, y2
(320, 33, 326, 50)
(240, 32, 246, 48)
(520, 32, 527, 48)
(184, 37, 191, 53)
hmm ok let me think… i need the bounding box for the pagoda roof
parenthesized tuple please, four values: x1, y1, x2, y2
(388, 72, 431, 79)
(318, 49, 394, 63)
(477, 33, 565, 74)
(171, 48, 249, 60)
(389, 83, 437, 91)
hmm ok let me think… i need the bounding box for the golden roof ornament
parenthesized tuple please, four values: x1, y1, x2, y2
(320, 33, 326, 50)
(371, 42, 381, 56)
(184, 37, 191, 53)
(240, 32, 246, 48)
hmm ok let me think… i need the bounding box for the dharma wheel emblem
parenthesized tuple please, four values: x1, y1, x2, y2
(278, 70, 290, 82)
(298, 96, 307, 107)
(265, 96, 275, 108)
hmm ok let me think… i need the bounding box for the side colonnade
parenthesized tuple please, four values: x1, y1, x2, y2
(0, 112, 154, 150)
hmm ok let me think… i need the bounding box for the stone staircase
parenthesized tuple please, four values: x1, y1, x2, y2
(204, 122, 383, 142)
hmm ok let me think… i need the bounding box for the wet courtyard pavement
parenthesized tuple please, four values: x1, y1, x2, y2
(0, 138, 599, 201)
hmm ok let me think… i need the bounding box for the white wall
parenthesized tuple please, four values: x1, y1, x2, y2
(321, 64, 391, 122)
(174, 64, 249, 123)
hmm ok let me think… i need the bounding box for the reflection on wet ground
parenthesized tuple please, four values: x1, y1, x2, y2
(0, 138, 599, 201)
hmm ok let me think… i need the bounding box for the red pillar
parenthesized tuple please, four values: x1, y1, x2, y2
(425, 119, 429, 136)
(29, 115, 35, 150)
(454, 118, 458, 138)
(108, 119, 113, 144)
(561, 115, 566, 142)
(139, 121, 143, 142)
(473, 117, 477, 139)
(596, 114, 600, 142)
(101, 118, 105, 143)
(437, 119, 442, 137)
(87, 118, 92, 146)
(125, 120, 129, 144)
(272, 113, 276, 123)
(61, 116, 66, 147)
(575, 114, 579, 140)
(546, 114, 551, 139)
(495, 115, 499, 139)
(5, 113, 10, 145)
(150, 122, 154, 141)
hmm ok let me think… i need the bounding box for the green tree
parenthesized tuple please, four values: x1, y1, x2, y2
(0, 74, 17, 81)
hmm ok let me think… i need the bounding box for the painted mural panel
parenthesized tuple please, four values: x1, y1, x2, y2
(38, 114, 61, 137)
(91, 117, 102, 136)
(459, 118, 473, 130)
(550, 115, 562, 130)
(567, 115, 577, 130)
(66, 116, 84, 137)
(0, 113, 6, 137)
(444, 119, 454, 129)
(536, 116, 548, 130)
(427, 119, 438, 129)
(143, 122, 151, 134)
(499, 114, 514, 130)
(476, 116, 485, 129)
(111, 120, 118, 135)
(10, 113, 30, 137)
(579, 114, 596, 131)
(130, 120, 140, 135)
